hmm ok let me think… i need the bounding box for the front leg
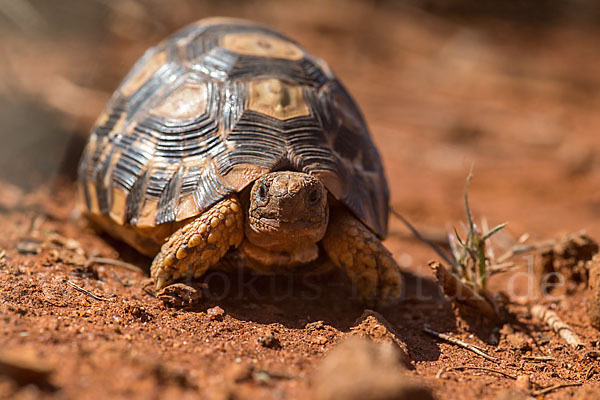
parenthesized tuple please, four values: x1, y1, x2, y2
(322, 207, 403, 305)
(151, 195, 244, 290)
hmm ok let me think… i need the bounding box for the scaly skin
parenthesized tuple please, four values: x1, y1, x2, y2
(244, 171, 328, 252)
(322, 207, 403, 305)
(151, 171, 403, 305)
(151, 196, 244, 289)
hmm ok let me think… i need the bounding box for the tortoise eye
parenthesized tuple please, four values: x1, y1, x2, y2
(256, 183, 268, 204)
(307, 188, 321, 206)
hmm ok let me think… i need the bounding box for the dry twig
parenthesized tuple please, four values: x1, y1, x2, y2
(141, 280, 157, 298)
(393, 172, 506, 322)
(430, 261, 498, 319)
(67, 281, 113, 301)
(390, 209, 455, 266)
(487, 261, 517, 274)
(585, 365, 595, 380)
(88, 257, 144, 274)
(496, 230, 586, 263)
(530, 305, 584, 348)
(41, 296, 67, 308)
(531, 382, 582, 396)
(441, 365, 516, 380)
(391, 224, 449, 248)
(521, 355, 554, 362)
(423, 327, 498, 363)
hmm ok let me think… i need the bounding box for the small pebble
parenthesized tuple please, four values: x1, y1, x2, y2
(16, 240, 41, 255)
(258, 331, 281, 349)
(312, 336, 328, 345)
(157, 283, 202, 308)
(306, 321, 325, 331)
(207, 306, 225, 321)
(254, 371, 271, 384)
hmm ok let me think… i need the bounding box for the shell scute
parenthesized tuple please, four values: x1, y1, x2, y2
(78, 18, 389, 250)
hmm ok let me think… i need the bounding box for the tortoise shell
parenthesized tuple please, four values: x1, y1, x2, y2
(78, 17, 390, 251)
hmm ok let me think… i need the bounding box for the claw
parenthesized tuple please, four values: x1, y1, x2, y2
(155, 275, 167, 290)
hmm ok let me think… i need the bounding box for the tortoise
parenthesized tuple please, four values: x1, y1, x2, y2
(77, 17, 403, 304)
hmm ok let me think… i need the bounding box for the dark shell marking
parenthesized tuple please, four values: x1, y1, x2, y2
(78, 17, 389, 241)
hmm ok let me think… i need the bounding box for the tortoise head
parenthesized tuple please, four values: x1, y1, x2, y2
(245, 171, 329, 250)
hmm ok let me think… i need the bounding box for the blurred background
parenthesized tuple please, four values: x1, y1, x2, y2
(0, 0, 599, 245)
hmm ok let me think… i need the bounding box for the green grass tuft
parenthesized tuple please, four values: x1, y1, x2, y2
(448, 170, 506, 293)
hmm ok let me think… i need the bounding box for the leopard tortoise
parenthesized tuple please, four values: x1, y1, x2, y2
(77, 17, 403, 304)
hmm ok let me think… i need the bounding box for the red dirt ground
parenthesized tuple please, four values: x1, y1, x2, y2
(1, 1, 600, 399)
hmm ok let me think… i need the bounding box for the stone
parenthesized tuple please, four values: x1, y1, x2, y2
(350, 309, 411, 367)
(311, 337, 435, 400)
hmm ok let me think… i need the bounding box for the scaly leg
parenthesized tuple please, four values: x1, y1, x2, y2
(322, 207, 403, 305)
(151, 195, 244, 289)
